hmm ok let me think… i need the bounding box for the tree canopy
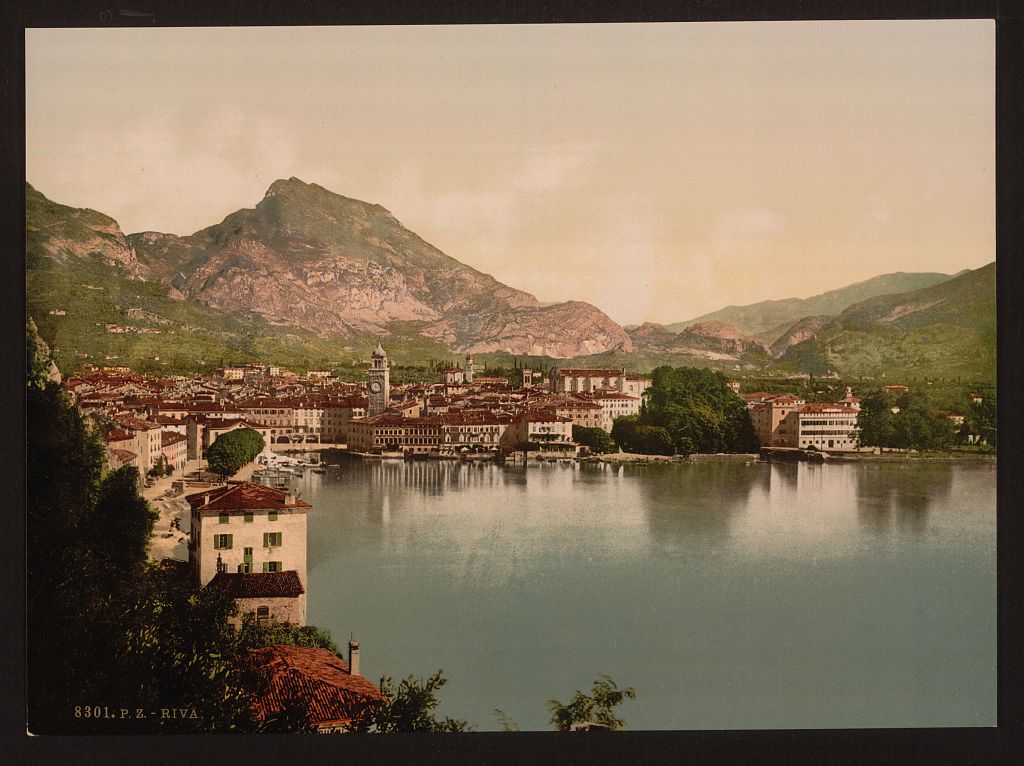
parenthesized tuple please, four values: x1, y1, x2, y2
(614, 366, 758, 456)
(547, 675, 637, 731)
(354, 670, 471, 732)
(207, 427, 265, 477)
(855, 391, 958, 451)
(572, 425, 616, 454)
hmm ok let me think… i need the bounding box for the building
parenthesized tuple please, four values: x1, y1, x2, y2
(549, 367, 652, 396)
(111, 415, 163, 471)
(244, 644, 384, 732)
(367, 342, 390, 416)
(749, 395, 806, 448)
(322, 398, 367, 443)
(794, 404, 860, 450)
(207, 570, 306, 627)
(346, 414, 445, 454)
(160, 430, 188, 472)
(501, 410, 575, 453)
(586, 392, 643, 431)
(187, 482, 311, 598)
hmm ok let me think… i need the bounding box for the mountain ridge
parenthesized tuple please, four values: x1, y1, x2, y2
(665, 270, 962, 339)
(30, 178, 632, 358)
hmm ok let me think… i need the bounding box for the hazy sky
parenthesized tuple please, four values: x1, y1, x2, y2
(26, 22, 994, 326)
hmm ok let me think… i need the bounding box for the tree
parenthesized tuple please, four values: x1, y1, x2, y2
(237, 616, 340, 655)
(572, 425, 615, 454)
(547, 675, 637, 731)
(355, 670, 471, 732)
(207, 427, 265, 478)
(624, 367, 758, 455)
(27, 372, 262, 733)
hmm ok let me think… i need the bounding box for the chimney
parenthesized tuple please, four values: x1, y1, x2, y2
(284, 492, 295, 506)
(203, 493, 210, 506)
(348, 640, 360, 676)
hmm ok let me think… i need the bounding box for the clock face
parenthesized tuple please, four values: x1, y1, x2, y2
(369, 380, 382, 393)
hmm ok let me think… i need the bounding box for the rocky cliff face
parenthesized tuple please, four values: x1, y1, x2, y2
(628, 319, 769, 362)
(768, 315, 834, 358)
(26, 183, 146, 279)
(30, 179, 632, 357)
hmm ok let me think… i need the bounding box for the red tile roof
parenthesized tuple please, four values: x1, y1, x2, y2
(106, 428, 133, 443)
(185, 482, 312, 512)
(161, 430, 187, 446)
(245, 645, 384, 728)
(207, 571, 305, 598)
(799, 404, 858, 414)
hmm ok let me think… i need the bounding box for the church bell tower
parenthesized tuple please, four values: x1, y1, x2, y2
(368, 341, 390, 415)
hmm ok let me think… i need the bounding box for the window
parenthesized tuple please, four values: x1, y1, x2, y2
(268, 510, 278, 522)
(256, 605, 270, 623)
(219, 512, 229, 524)
(244, 512, 253, 523)
(263, 532, 283, 547)
(214, 534, 233, 550)
(244, 547, 253, 563)
(262, 561, 282, 573)
(237, 563, 253, 573)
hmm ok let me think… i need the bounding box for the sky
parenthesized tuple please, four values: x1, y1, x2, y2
(26, 22, 994, 326)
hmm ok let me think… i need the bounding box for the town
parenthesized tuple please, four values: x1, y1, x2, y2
(49, 342, 987, 731)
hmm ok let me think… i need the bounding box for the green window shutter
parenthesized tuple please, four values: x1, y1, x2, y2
(269, 510, 278, 522)
(263, 532, 269, 547)
(244, 547, 253, 563)
(262, 562, 268, 573)
(226, 534, 233, 549)
(219, 513, 229, 524)
(244, 512, 253, 523)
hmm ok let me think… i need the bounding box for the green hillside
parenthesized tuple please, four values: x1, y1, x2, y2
(666, 270, 959, 338)
(779, 263, 995, 381)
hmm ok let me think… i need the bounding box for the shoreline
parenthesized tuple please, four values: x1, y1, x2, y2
(146, 459, 260, 564)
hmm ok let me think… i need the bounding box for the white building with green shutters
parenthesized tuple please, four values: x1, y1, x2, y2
(186, 482, 311, 594)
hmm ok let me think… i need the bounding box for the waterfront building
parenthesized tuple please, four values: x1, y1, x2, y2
(187, 482, 311, 613)
(208, 570, 306, 627)
(500, 410, 575, 453)
(794, 404, 859, 450)
(749, 395, 806, 448)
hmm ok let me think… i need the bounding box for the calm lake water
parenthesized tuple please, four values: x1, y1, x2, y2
(294, 457, 995, 731)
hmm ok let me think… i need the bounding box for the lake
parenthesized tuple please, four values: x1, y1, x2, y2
(295, 457, 995, 731)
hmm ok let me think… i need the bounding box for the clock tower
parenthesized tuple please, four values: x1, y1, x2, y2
(368, 341, 390, 415)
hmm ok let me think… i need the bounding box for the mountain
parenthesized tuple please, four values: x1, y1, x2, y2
(778, 263, 995, 379)
(767, 315, 835, 358)
(29, 179, 632, 358)
(627, 320, 770, 366)
(26, 183, 146, 279)
(665, 270, 961, 340)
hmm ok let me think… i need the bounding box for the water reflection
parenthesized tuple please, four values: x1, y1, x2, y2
(639, 461, 767, 543)
(853, 463, 954, 536)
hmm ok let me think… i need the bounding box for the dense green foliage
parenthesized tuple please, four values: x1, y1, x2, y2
(572, 425, 616, 454)
(237, 617, 340, 656)
(206, 427, 265, 477)
(613, 367, 758, 455)
(547, 675, 637, 731)
(611, 418, 675, 455)
(355, 671, 471, 732)
(26, 359, 341, 732)
(26, 380, 259, 732)
(855, 391, 959, 451)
